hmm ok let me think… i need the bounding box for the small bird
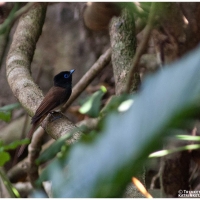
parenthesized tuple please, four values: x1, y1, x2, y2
(18, 69, 75, 157)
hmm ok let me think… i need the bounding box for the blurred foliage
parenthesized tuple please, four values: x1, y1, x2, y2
(0, 168, 20, 198)
(79, 86, 107, 118)
(1, 1, 200, 198)
(149, 134, 200, 157)
(149, 144, 200, 158)
(0, 102, 21, 122)
(36, 129, 77, 165)
(0, 139, 29, 166)
(175, 134, 200, 141)
(101, 94, 130, 116)
(0, 3, 19, 34)
(0, 138, 29, 197)
(33, 45, 200, 197)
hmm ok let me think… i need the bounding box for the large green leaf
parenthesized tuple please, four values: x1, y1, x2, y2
(41, 45, 200, 197)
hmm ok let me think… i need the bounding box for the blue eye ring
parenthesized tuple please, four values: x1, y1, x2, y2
(64, 74, 69, 78)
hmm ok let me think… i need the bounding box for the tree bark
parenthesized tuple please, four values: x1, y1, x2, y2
(109, 8, 139, 95)
(6, 3, 81, 141)
(6, 3, 47, 116)
(110, 7, 145, 198)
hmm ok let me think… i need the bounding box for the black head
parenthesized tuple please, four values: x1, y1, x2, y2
(54, 69, 75, 88)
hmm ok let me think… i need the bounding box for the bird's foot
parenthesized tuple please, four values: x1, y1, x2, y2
(49, 111, 63, 122)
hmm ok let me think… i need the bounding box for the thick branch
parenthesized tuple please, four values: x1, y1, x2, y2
(109, 7, 145, 198)
(6, 3, 82, 143)
(6, 3, 47, 116)
(109, 8, 139, 95)
(125, 3, 156, 93)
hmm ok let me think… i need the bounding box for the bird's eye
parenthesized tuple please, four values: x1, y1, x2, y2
(64, 74, 69, 78)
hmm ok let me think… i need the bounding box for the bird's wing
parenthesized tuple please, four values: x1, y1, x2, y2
(31, 86, 67, 124)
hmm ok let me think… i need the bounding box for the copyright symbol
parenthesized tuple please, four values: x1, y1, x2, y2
(178, 190, 183, 194)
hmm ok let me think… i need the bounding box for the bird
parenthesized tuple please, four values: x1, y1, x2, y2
(17, 69, 75, 157)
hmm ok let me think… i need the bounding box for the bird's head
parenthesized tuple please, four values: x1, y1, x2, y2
(54, 69, 75, 88)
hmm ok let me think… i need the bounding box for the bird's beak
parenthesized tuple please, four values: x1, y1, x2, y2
(70, 69, 75, 74)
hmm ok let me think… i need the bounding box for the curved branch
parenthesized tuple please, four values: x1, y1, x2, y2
(42, 112, 81, 140)
(28, 127, 44, 186)
(6, 3, 47, 116)
(6, 3, 81, 143)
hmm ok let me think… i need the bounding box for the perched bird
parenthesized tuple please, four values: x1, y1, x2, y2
(18, 69, 75, 157)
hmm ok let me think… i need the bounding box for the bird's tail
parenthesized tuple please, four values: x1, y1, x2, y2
(17, 123, 38, 157)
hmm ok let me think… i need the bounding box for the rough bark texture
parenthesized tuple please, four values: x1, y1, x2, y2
(161, 151, 190, 197)
(3, 2, 200, 197)
(110, 8, 139, 95)
(42, 112, 81, 141)
(6, 3, 47, 116)
(6, 3, 81, 141)
(110, 8, 144, 198)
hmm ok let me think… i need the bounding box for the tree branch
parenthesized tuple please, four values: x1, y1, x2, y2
(0, 2, 35, 68)
(109, 7, 138, 95)
(6, 3, 47, 116)
(6, 2, 82, 141)
(125, 2, 157, 93)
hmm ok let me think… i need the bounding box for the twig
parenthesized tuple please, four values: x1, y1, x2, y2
(125, 2, 157, 93)
(0, 2, 35, 33)
(13, 182, 33, 198)
(132, 2, 149, 18)
(0, 2, 35, 68)
(20, 114, 30, 140)
(13, 3, 36, 21)
(28, 127, 45, 190)
(62, 48, 111, 111)
(0, 3, 19, 68)
(0, 167, 20, 198)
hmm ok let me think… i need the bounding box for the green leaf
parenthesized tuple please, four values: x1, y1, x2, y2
(0, 103, 21, 122)
(0, 103, 21, 111)
(0, 152, 10, 166)
(42, 45, 200, 197)
(0, 168, 20, 198)
(175, 134, 200, 141)
(79, 86, 107, 117)
(3, 139, 30, 151)
(0, 139, 29, 154)
(100, 94, 129, 115)
(149, 144, 200, 158)
(0, 111, 11, 122)
(36, 132, 73, 165)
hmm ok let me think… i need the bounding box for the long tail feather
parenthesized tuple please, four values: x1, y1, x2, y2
(17, 123, 38, 157)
